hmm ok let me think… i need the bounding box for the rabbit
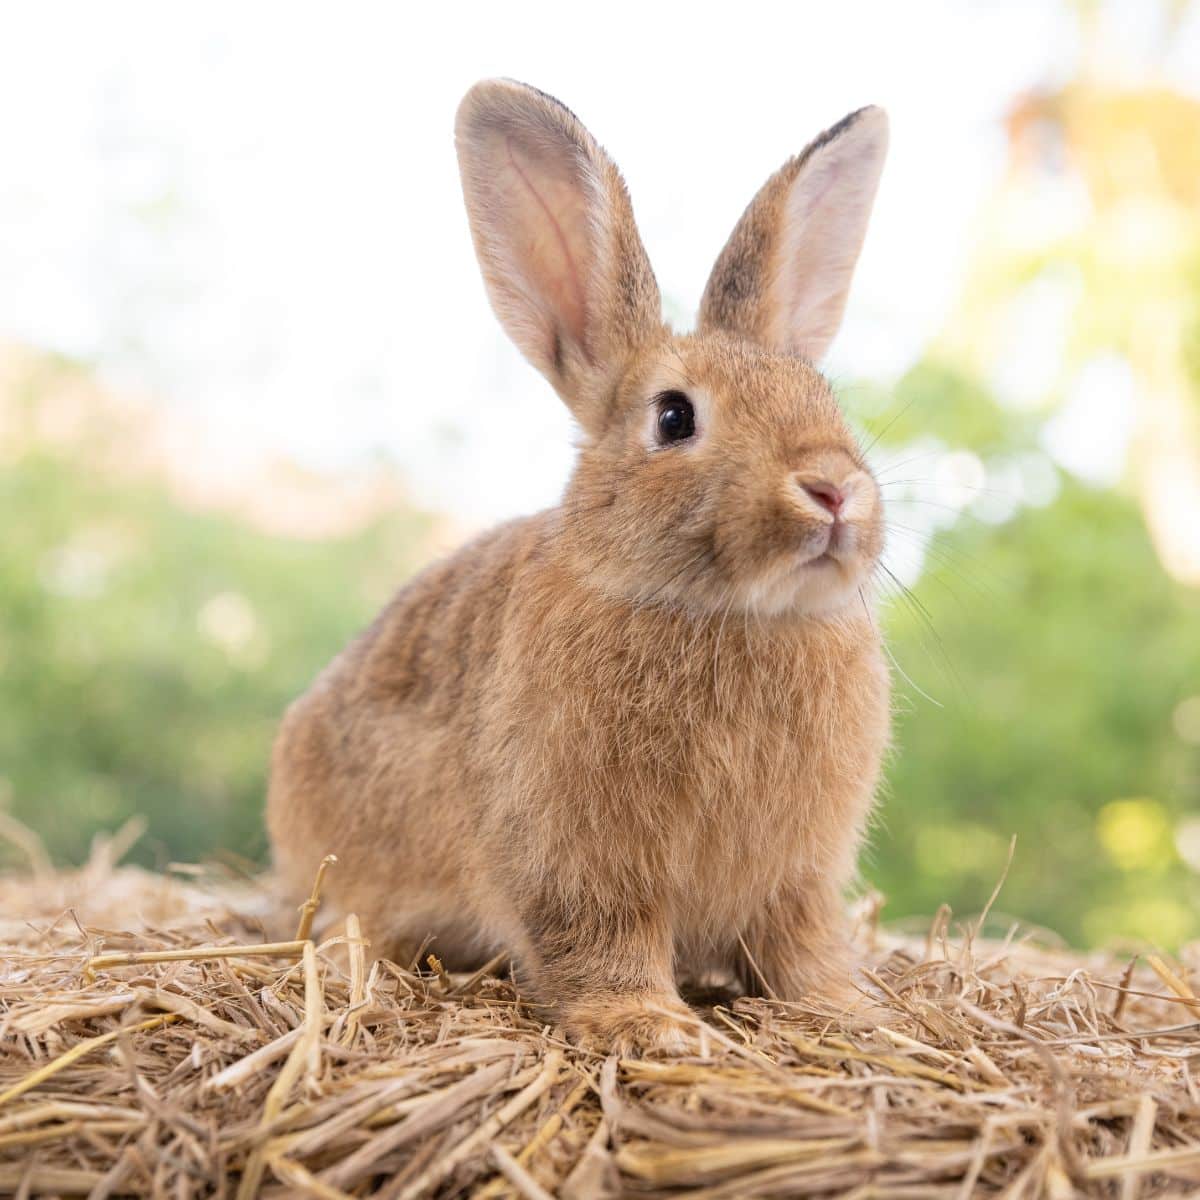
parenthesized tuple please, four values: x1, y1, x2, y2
(267, 78, 892, 1051)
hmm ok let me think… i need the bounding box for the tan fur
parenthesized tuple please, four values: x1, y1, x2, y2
(268, 81, 892, 1050)
(699, 106, 889, 361)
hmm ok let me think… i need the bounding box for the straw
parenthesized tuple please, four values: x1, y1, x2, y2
(1, 832, 1198, 1197)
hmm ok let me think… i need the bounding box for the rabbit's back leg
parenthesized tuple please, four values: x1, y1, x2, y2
(734, 876, 860, 1007)
(268, 695, 502, 970)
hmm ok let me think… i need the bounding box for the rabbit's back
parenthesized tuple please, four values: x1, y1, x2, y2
(266, 513, 550, 957)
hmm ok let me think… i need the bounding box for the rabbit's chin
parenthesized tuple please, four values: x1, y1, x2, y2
(728, 550, 877, 619)
(616, 546, 877, 620)
(627, 557, 873, 620)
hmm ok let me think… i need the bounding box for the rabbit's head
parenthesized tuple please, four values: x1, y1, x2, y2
(457, 80, 888, 617)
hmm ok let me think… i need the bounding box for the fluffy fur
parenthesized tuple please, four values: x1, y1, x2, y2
(268, 80, 892, 1049)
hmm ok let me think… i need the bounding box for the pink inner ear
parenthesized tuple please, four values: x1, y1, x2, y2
(767, 110, 888, 361)
(501, 136, 590, 354)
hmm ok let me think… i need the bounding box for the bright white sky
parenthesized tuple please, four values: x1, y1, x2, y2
(2, 0, 1195, 525)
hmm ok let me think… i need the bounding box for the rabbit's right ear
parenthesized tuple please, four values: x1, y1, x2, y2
(456, 80, 663, 428)
(698, 107, 888, 362)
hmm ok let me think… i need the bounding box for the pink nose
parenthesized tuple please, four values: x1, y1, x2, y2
(803, 481, 845, 517)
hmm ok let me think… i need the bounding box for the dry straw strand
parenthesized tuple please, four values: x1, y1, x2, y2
(1147, 955, 1200, 1016)
(1, 843, 1200, 1197)
(294, 854, 338, 941)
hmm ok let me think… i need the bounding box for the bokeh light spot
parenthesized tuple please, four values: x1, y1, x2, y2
(1172, 696, 1200, 745)
(1096, 797, 1173, 871)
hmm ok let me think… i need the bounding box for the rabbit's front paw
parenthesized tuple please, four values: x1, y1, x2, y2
(568, 994, 697, 1056)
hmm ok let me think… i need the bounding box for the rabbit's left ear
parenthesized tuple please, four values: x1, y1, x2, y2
(456, 79, 663, 428)
(698, 107, 888, 362)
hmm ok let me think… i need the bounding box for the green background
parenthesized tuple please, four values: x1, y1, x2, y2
(3, 33, 1200, 950)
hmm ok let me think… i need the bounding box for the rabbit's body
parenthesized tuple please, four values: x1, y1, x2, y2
(269, 83, 893, 1047)
(270, 507, 888, 973)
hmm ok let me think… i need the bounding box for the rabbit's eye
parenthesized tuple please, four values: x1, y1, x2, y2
(655, 391, 695, 444)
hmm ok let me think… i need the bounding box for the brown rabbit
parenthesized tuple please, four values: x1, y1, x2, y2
(268, 79, 891, 1050)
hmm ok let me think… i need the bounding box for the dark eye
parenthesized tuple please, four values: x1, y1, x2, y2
(655, 391, 695, 444)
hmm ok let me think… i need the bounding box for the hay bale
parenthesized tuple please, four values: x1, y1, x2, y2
(1, 835, 1199, 1197)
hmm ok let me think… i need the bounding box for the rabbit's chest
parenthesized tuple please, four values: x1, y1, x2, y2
(498, 605, 888, 904)
(657, 630, 887, 913)
(678, 682, 848, 866)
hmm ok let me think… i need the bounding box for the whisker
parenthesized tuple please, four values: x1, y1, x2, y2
(858, 393, 920, 459)
(875, 562, 966, 701)
(885, 494, 974, 516)
(883, 522, 1007, 598)
(858, 585, 876, 634)
(883, 533, 985, 615)
(878, 561, 937, 626)
(880, 626, 945, 709)
(878, 478, 1014, 499)
(871, 448, 946, 478)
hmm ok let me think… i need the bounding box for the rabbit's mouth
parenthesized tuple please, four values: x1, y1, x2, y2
(764, 515, 882, 613)
(798, 546, 853, 577)
(800, 519, 852, 568)
(740, 538, 871, 618)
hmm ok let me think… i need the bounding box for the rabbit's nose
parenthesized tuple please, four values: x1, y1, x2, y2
(801, 480, 845, 517)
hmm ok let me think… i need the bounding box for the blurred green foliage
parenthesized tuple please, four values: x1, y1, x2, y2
(5, 34, 1200, 946)
(0, 424, 434, 867)
(871, 468, 1200, 949)
(4, 355, 1195, 945)
(2, 359, 1198, 950)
